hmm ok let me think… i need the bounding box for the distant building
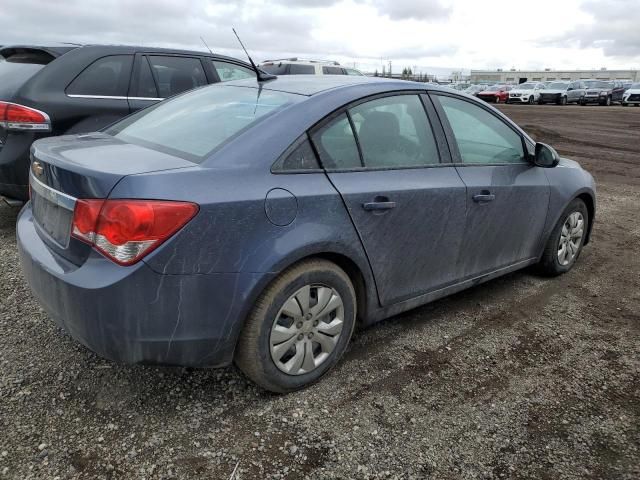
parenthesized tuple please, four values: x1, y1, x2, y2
(470, 68, 640, 84)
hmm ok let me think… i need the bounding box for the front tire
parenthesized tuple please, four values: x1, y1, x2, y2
(538, 199, 589, 276)
(235, 259, 356, 393)
(560, 96, 567, 105)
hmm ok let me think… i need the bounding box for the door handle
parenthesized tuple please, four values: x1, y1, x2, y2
(472, 192, 496, 203)
(363, 198, 396, 211)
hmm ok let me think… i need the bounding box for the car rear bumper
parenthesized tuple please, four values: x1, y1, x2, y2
(17, 204, 273, 367)
(0, 131, 40, 201)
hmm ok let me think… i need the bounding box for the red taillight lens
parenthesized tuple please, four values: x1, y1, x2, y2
(0, 101, 51, 131)
(72, 199, 198, 266)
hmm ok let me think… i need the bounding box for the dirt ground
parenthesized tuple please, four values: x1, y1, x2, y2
(0, 105, 638, 480)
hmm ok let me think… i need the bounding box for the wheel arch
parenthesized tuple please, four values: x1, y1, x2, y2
(576, 192, 595, 244)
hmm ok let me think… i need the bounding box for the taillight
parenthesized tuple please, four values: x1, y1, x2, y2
(0, 101, 51, 131)
(72, 199, 198, 266)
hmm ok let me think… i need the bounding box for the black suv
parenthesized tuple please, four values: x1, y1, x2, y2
(582, 80, 626, 106)
(0, 44, 255, 202)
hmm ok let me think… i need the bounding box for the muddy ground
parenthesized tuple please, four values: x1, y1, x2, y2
(0, 104, 638, 479)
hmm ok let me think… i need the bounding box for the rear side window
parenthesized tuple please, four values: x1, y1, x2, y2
(147, 56, 207, 97)
(66, 55, 133, 97)
(289, 64, 315, 75)
(311, 113, 361, 169)
(349, 95, 439, 168)
(107, 85, 302, 162)
(272, 136, 321, 172)
(213, 61, 254, 82)
(322, 66, 345, 75)
(434, 95, 524, 164)
(260, 63, 289, 75)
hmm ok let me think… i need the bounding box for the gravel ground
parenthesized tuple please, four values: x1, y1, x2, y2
(0, 105, 639, 479)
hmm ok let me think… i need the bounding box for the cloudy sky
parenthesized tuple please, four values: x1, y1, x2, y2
(1, 0, 639, 76)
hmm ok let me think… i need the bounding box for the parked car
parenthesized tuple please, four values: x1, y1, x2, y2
(464, 84, 486, 95)
(260, 58, 364, 76)
(622, 83, 640, 106)
(582, 80, 625, 105)
(0, 44, 255, 203)
(506, 82, 546, 104)
(538, 81, 586, 105)
(476, 85, 511, 103)
(18, 76, 596, 392)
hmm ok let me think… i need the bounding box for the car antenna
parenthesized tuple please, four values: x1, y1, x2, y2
(232, 28, 276, 82)
(200, 36, 213, 54)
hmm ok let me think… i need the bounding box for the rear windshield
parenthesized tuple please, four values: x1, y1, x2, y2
(106, 85, 303, 163)
(0, 58, 46, 98)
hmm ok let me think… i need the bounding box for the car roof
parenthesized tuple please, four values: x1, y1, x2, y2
(222, 75, 443, 96)
(0, 43, 79, 58)
(1, 43, 248, 65)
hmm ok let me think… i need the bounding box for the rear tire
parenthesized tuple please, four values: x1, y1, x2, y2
(538, 199, 589, 276)
(235, 259, 356, 393)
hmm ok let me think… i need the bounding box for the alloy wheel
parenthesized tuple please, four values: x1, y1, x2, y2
(557, 212, 585, 266)
(269, 284, 344, 375)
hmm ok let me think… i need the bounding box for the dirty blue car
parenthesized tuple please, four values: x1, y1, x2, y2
(18, 76, 595, 392)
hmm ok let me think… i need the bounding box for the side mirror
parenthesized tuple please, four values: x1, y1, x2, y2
(533, 142, 560, 168)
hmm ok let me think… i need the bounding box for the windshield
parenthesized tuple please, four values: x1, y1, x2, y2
(517, 83, 537, 90)
(548, 82, 569, 89)
(631, 83, 640, 89)
(107, 85, 303, 163)
(486, 86, 501, 92)
(584, 80, 610, 89)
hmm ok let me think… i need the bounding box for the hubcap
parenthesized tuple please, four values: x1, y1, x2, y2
(557, 212, 585, 266)
(269, 284, 344, 376)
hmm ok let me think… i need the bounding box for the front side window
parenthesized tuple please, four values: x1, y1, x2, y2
(106, 85, 302, 162)
(213, 61, 254, 82)
(435, 95, 525, 164)
(311, 113, 361, 169)
(349, 95, 439, 168)
(147, 56, 207, 97)
(133, 56, 158, 98)
(66, 55, 133, 97)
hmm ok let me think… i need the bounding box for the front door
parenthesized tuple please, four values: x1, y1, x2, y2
(431, 93, 550, 278)
(310, 94, 467, 305)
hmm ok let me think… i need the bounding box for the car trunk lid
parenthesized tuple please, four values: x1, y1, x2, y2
(29, 133, 195, 265)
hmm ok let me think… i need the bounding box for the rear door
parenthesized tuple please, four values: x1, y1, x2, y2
(63, 54, 133, 133)
(311, 93, 467, 305)
(431, 93, 549, 278)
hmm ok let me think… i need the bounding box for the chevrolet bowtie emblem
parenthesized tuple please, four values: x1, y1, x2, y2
(32, 161, 44, 177)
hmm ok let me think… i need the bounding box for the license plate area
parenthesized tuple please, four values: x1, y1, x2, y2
(30, 174, 76, 248)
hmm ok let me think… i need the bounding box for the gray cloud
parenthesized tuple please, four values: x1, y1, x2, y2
(544, 0, 640, 59)
(0, 0, 455, 68)
(370, 0, 451, 21)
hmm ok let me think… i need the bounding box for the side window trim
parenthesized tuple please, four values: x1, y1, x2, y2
(429, 91, 531, 166)
(309, 90, 450, 172)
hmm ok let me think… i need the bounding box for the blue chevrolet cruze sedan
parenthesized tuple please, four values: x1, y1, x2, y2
(18, 76, 595, 392)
